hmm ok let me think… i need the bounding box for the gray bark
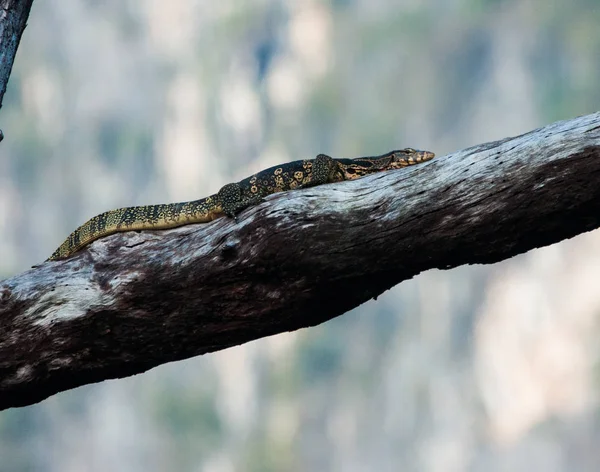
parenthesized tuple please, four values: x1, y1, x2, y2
(0, 0, 34, 142)
(1, 112, 600, 410)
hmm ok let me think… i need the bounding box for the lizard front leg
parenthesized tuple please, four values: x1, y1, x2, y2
(300, 154, 345, 188)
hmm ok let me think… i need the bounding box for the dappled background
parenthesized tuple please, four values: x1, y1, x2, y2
(1, 0, 600, 471)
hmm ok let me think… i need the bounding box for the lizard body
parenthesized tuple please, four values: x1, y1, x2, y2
(48, 148, 434, 260)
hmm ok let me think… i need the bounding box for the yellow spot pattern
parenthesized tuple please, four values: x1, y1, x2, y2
(48, 148, 434, 260)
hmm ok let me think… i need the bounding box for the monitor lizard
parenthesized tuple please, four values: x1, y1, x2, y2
(48, 148, 434, 260)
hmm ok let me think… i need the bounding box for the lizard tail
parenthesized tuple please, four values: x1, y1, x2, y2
(48, 198, 220, 261)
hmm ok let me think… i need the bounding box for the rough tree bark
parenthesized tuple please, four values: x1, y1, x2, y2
(0, 0, 34, 142)
(1, 112, 599, 410)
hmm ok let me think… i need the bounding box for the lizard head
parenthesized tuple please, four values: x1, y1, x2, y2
(341, 148, 435, 180)
(388, 148, 436, 167)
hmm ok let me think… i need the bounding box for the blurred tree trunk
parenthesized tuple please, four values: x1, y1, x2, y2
(0, 0, 34, 141)
(1, 111, 599, 410)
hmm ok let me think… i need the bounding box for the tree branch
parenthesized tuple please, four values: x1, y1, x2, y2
(0, 0, 34, 142)
(1, 112, 600, 410)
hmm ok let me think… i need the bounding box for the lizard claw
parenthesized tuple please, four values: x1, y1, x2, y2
(225, 212, 238, 222)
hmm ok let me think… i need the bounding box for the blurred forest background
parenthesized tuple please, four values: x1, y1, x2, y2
(1, 0, 600, 471)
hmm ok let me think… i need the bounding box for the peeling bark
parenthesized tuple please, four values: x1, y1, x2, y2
(1, 112, 600, 410)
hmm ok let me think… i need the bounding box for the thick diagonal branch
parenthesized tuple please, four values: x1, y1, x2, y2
(1, 112, 600, 410)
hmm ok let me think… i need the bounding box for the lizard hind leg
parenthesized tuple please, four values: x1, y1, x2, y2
(217, 183, 244, 219)
(217, 182, 265, 220)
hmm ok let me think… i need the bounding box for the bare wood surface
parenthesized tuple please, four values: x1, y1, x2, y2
(0, 0, 34, 141)
(1, 112, 600, 410)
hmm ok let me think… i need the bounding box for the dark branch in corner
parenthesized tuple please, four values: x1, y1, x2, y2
(0, 0, 35, 141)
(1, 112, 600, 410)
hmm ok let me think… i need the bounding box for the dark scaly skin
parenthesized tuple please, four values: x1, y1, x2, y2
(48, 148, 434, 260)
